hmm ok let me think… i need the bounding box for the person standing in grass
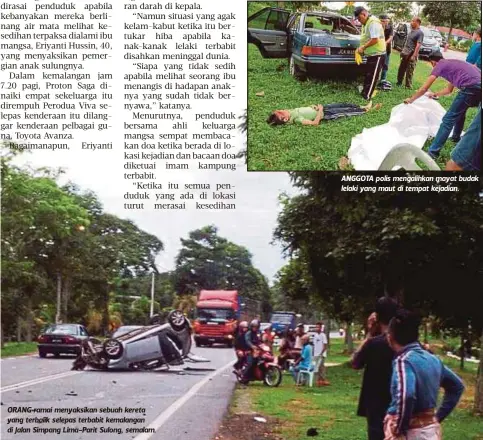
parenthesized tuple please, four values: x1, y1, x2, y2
(397, 17, 424, 89)
(352, 297, 399, 440)
(379, 14, 394, 84)
(354, 6, 387, 100)
(466, 28, 481, 70)
(384, 310, 464, 440)
(404, 53, 481, 158)
(313, 321, 330, 387)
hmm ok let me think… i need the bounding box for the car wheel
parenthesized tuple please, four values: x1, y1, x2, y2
(38, 349, 47, 358)
(168, 310, 187, 331)
(289, 55, 306, 81)
(103, 338, 124, 360)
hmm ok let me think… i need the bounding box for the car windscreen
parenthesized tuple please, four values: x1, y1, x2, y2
(197, 308, 234, 321)
(44, 325, 78, 335)
(270, 314, 293, 324)
(304, 14, 359, 35)
(421, 27, 435, 39)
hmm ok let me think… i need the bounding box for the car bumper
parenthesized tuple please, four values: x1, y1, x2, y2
(293, 53, 367, 70)
(38, 343, 81, 354)
(195, 335, 233, 343)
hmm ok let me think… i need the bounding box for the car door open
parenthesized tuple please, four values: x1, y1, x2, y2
(248, 7, 291, 58)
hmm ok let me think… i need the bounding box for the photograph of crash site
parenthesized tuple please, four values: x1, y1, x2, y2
(247, 1, 481, 171)
(1, 149, 482, 438)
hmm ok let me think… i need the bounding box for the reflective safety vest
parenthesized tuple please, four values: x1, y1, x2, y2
(360, 15, 386, 56)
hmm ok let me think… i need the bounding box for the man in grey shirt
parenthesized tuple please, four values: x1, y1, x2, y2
(397, 17, 424, 88)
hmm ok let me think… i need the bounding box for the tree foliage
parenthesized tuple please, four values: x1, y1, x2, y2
(420, 1, 481, 37)
(366, 2, 413, 21)
(1, 147, 164, 342)
(173, 226, 272, 315)
(274, 173, 483, 337)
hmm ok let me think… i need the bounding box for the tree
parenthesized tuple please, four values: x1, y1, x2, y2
(420, 2, 481, 40)
(173, 226, 272, 313)
(274, 173, 482, 356)
(367, 2, 413, 21)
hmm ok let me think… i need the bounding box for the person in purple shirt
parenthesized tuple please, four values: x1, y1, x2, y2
(403, 53, 481, 159)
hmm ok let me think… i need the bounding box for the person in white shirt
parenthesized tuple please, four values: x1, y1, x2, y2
(313, 322, 330, 386)
(294, 323, 305, 350)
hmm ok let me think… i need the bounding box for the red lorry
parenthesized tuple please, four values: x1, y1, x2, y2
(193, 290, 242, 348)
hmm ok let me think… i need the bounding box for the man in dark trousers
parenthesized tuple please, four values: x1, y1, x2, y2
(404, 53, 481, 159)
(397, 17, 424, 88)
(379, 14, 394, 84)
(354, 6, 386, 100)
(352, 297, 399, 440)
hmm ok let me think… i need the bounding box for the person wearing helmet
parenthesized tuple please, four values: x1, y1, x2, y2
(241, 319, 261, 383)
(233, 321, 250, 373)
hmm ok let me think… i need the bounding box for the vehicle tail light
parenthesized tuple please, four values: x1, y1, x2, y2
(193, 320, 201, 333)
(64, 336, 78, 344)
(302, 46, 330, 56)
(37, 335, 47, 343)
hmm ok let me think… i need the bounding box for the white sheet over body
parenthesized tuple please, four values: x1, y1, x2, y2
(348, 97, 449, 170)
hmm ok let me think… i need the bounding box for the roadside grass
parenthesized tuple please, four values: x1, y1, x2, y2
(1, 342, 38, 358)
(247, 45, 478, 171)
(243, 339, 482, 440)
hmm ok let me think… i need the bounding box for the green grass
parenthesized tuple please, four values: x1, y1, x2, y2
(247, 45, 478, 171)
(1, 342, 38, 358)
(244, 339, 482, 440)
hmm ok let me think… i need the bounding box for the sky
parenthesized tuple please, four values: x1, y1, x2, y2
(9, 1, 303, 285)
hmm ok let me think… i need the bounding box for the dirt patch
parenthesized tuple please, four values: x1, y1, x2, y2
(214, 413, 283, 440)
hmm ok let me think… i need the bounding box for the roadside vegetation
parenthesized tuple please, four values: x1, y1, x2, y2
(1, 342, 38, 358)
(237, 340, 482, 440)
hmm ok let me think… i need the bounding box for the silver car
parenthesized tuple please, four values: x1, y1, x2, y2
(72, 311, 197, 371)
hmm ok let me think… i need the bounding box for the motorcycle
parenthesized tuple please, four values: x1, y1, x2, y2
(235, 343, 282, 387)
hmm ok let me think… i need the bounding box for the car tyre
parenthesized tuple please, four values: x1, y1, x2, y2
(38, 348, 47, 358)
(289, 55, 306, 81)
(168, 310, 187, 331)
(103, 338, 124, 360)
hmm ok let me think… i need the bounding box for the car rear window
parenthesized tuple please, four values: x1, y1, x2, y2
(304, 14, 359, 35)
(45, 325, 78, 335)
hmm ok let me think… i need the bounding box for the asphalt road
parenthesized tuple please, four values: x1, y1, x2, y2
(442, 49, 467, 61)
(1, 346, 236, 440)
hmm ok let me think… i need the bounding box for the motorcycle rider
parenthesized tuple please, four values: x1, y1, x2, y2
(233, 321, 250, 373)
(241, 319, 262, 384)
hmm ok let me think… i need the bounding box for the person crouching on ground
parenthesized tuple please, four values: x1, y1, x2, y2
(233, 321, 250, 374)
(384, 310, 464, 440)
(403, 53, 481, 159)
(290, 334, 312, 383)
(267, 102, 381, 126)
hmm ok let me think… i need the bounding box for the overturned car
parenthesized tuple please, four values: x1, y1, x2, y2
(72, 311, 200, 371)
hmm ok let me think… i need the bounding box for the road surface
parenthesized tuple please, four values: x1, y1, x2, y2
(442, 49, 467, 61)
(1, 346, 236, 440)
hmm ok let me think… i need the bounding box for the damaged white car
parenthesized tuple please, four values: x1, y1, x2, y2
(72, 311, 207, 371)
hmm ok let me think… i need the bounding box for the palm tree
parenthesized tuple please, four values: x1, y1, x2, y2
(236, 110, 247, 163)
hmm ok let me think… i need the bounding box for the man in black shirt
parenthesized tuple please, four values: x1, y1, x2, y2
(352, 297, 399, 440)
(379, 14, 393, 84)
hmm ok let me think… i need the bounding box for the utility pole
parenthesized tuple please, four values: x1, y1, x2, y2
(150, 272, 155, 317)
